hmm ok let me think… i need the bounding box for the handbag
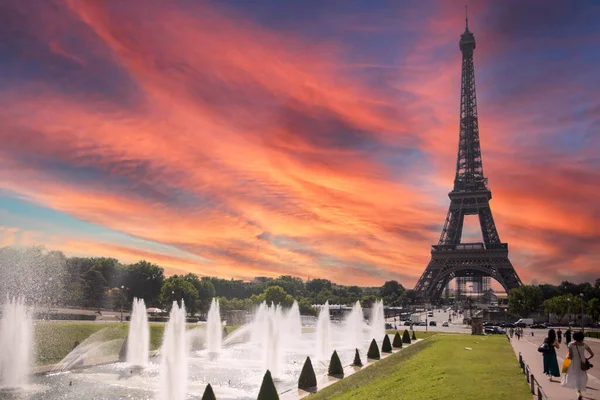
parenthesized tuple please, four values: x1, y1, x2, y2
(538, 342, 551, 353)
(575, 344, 592, 371)
(561, 357, 571, 373)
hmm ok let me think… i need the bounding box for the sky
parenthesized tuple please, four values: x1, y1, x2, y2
(0, 0, 599, 287)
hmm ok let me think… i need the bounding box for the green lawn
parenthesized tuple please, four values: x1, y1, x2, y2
(34, 321, 239, 365)
(311, 334, 531, 400)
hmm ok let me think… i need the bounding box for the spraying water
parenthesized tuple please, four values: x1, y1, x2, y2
(206, 298, 222, 354)
(0, 297, 32, 390)
(283, 301, 302, 347)
(315, 301, 332, 360)
(126, 298, 150, 367)
(159, 301, 188, 400)
(344, 301, 364, 350)
(370, 300, 385, 342)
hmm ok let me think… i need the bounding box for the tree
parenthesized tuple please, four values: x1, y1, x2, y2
(298, 297, 317, 316)
(159, 275, 199, 313)
(257, 370, 279, 400)
(263, 286, 294, 307)
(360, 295, 378, 308)
(201, 383, 216, 400)
(367, 339, 380, 359)
(123, 260, 164, 306)
(587, 298, 600, 325)
(508, 285, 543, 317)
(306, 279, 332, 294)
(183, 274, 215, 314)
(352, 348, 363, 366)
(382, 335, 392, 353)
(402, 329, 411, 344)
(328, 350, 344, 377)
(298, 357, 317, 389)
(393, 332, 402, 348)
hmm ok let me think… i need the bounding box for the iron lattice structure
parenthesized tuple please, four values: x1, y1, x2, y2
(413, 19, 522, 302)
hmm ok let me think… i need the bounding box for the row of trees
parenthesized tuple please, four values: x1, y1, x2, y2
(508, 282, 600, 323)
(0, 246, 404, 315)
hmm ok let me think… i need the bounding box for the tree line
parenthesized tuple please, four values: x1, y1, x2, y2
(508, 281, 600, 324)
(0, 246, 411, 316)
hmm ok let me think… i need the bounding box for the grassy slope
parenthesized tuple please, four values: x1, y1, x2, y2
(34, 322, 239, 365)
(312, 334, 531, 400)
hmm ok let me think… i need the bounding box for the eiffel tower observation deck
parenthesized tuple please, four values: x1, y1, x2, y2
(413, 15, 523, 302)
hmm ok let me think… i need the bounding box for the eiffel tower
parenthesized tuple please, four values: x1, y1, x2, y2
(413, 15, 522, 302)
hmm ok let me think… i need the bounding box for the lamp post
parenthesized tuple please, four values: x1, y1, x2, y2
(580, 293, 585, 333)
(120, 285, 125, 323)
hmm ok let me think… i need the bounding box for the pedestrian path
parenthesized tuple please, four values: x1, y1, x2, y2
(510, 334, 600, 400)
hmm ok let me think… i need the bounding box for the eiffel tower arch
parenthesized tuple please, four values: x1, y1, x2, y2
(413, 16, 522, 302)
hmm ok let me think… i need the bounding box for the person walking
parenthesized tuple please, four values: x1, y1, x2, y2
(557, 328, 562, 344)
(561, 331, 595, 400)
(542, 329, 561, 381)
(565, 327, 572, 345)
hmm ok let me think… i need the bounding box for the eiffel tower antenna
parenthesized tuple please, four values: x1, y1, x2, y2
(413, 18, 522, 303)
(465, 5, 468, 31)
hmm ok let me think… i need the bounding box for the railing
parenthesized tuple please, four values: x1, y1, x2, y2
(517, 351, 548, 400)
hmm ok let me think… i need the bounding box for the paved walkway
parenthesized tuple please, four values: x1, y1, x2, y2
(510, 335, 600, 400)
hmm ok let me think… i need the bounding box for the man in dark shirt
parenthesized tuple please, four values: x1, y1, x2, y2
(565, 327, 572, 345)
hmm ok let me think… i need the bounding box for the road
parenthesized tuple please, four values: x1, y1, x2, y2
(386, 308, 472, 334)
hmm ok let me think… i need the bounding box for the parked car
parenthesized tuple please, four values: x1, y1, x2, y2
(484, 326, 506, 335)
(483, 322, 495, 327)
(385, 323, 393, 329)
(404, 321, 412, 326)
(530, 323, 547, 329)
(429, 320, 437, 326)
(442, 321, 449, 327)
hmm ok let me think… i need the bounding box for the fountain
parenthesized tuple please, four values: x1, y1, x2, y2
(263, 309, 281, 377)
(283, 301, 302, 346)
(370, 300, 385, 341)
(126, 298, 150, 367)
(159, 301, 188, 400)
(0, 297, 32, 391)
(206, 298, 222, 354)
(315, 301, 332, 360)
(344, 300, 365, 350)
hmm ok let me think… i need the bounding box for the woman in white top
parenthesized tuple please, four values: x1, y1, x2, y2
(561, 331, 594, 400)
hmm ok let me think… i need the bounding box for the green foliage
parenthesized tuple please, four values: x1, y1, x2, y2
(201, 383, 217, 400)
(158, 275, 199, 313)
(543, 293, 584, 321)
(183, 274, 216, 314)
(412, 331, 416, 341)
(381, 335, 392, 353)
(360, 295, 378, 308)
(392, 332, 402, 348)
(122, 260, 164, 306)
(587, 298, 600, 323)
(402, 330, 411, 344)
(380, 281, 407, 307)
(328, 350, 344, 377)
(257, 370, 279, 400)
(263, 286, 294, 307)
(367, 339, 380, 360)
(352, 348, 363, 366)
(297, 297, 317, 316)
(508, 285, 544, 317)
(298, 357, 317, 389)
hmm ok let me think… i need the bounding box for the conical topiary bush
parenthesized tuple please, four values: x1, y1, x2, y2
(202, 383, 217, 400)
(352, 348, 363, 367)
(257, 370, 279, 400)
(412, 330, 417, 341)
(367, 338, 380, 360)
(328, 350, 344, 377)
(402, 329, 412, 344)
(393, 332, 402, 348)
(298, 357, 317, 390)
(222, 326, 228, 338)
(381, 335, 392, 353)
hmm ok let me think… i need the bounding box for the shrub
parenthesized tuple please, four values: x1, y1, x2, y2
(257, 370, 279, 400)
(222, 327, 228, 338)
(119, 336, 128, 361)
(352, 348, 363, 367)
(402, 329, 412, 344)
(392, 332, 402, 348)
(328, 350, 344, 377)
(202, 383, 217, 400)
(298, 357, 317, 390)
(367, 339, 380, 360)
(381, 335, 392, 353)
(34, 313, 96, 321)
(412, 330, 417, 341)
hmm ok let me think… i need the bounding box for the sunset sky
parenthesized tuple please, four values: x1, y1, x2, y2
(1, 0, 599, 287)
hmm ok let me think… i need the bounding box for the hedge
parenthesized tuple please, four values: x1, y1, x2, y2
(34, 313, 96, 321)
(367, 339, 380, 360)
